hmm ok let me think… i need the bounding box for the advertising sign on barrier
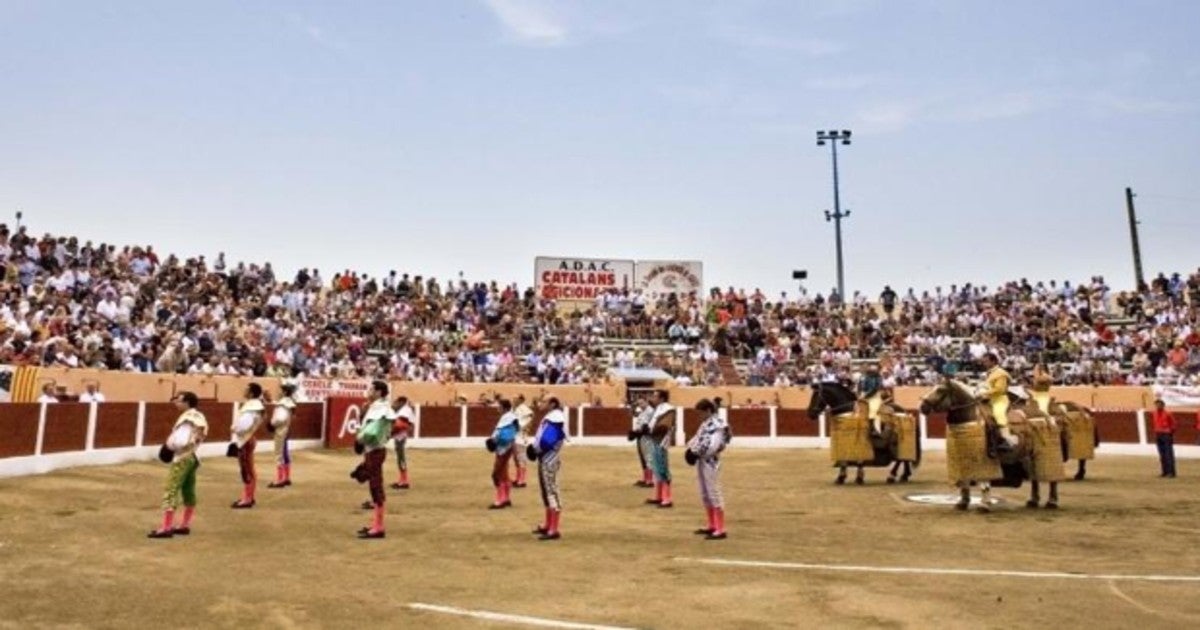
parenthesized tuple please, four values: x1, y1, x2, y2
(535, 256, 635, 301)
(325, 396, 369, 448)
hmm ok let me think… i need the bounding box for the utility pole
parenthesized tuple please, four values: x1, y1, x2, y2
(817, 129, 852, 300)
(1125, 187, 1145, 291)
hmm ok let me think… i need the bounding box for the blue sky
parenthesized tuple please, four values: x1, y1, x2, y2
(1, 0, 1197, 298)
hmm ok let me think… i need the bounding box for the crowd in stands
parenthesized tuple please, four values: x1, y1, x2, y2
(2, 222, 1199, 391)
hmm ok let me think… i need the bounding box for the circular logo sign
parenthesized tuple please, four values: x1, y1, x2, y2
(904, 493, 1003, 507)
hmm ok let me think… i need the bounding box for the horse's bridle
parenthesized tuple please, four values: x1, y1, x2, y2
(925, 381, 980, 414)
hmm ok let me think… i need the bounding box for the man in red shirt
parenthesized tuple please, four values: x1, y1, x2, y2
(1150, 399, 1177, 478)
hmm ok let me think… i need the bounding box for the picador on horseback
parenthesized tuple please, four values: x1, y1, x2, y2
(808, 366, 920, 486)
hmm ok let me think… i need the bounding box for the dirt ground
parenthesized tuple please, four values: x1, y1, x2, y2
(1, 446, 1199, 630)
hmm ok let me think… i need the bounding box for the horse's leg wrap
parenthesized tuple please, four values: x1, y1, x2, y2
(978, 482, 992, 511)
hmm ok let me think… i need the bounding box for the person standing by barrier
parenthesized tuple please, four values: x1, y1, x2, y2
(230, 383, 266, 509)
(646, 390, 675, 508)
(529, 397, 567, 541)
(487, 399, 519, 509)
(1151, 399, 1177, 478)
(510, 394, 534, 488)
(148, 392, 207, 538)
(390, 396, 415, 490)
(353, 381, 396, 539)
(267, 384, 297, 489)
(685, 399, 731, 540)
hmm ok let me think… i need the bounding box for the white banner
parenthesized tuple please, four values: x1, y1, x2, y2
(535, 256, 635, 301)
(295, 377, 370, 402)
(1153, 384, 1200, 409)
(634, 260, 704, 301)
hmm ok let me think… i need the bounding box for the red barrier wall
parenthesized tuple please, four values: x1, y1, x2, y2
(420, 407, 461, 438)
(1098, 411, 1139, 444)
(467, 406, 501, 438)
(682, 409, 704, 437)
(584, 408, 632, 437)
(728, 408, 771, 437)
(1, 404, 40, 457)
(41, 403, 89, 454)
(776, 409, 818, 437)
(95, 402, 140, 449)
(290, 403, 324, 441)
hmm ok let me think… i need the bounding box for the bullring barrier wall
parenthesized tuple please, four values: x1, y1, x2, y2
(3, 399, 1198, 479)
(8, 366, 1172, 412)
(0, 402, 324, 478)
(317, 398, 1200, 459)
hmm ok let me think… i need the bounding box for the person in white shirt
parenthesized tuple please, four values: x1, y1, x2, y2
(390, 397, 415, 489)
(79, 384, 106, 404)
(37, 384, 59, 404)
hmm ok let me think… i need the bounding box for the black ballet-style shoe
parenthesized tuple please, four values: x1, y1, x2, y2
(357, 530, 386, 539)
(538, 532, 561, 541)
(705, 532, 728, 540)
(147, 530, 174, 539)
(172, 527, 191, 536)
(694, 528, 714, 536)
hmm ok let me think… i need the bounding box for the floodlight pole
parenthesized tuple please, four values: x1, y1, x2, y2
(818, 130, 852, 300)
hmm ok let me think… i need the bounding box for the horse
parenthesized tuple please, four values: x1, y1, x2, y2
(807, 382, 893, 485)
(878, 400, 921, 483)
(1006, 394, 1066, 509)
(918, 380, 1031, 512)
(1048, 401, 1099, 481)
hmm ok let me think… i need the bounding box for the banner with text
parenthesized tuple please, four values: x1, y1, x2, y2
(296, 378, 371, 403)
(634, 260, 704, 301)
(535, 257, 635, 301)
(1153, 384, 1200, 409)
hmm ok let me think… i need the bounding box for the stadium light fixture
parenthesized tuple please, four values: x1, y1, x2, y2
(815, 129, 853, 299)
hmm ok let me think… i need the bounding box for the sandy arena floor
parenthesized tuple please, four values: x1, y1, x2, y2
(1, 447, 1199, 629)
